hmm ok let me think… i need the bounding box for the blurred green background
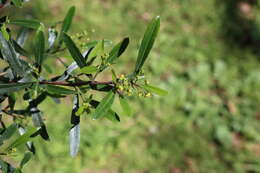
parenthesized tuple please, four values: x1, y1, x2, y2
(6, 0, 260, 172)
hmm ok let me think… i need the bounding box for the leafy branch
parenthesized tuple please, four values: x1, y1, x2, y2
(0, 1, 167, 172)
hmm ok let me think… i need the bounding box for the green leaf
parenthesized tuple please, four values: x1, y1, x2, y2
(80, 66, 98, 74)
(20, 152, 32, 168)
(6, 127, 39, 151)
(60, 6, 75, 40)
(14, 169, 22, 173)
(38, 125, 50, 141)
(70, 95, 80, 157)
(0, 83, 32, 94)
(63, 33, 87, 68)
(88, 39, 104, 59)
(0, 33, 26, 76)
(8, 93, 16, 112)
(111, 69, 117, 81)
(107, 37, 129, 64)
(91, 91, 115, 119)
(106, 110, 120, 122)
(17, 126, 36, 154)
(119, 97, 132, 117)
(143, 84, 168, 96)
(12, 39, 29, 57)
(0, 160, 8, 173)
(11, 0, 22, 7)
(45, 85, 76, 95)
(75, 106, 85, 116)
(0, 123, 17, 142)
(16, 28, 29, 46)
(89, 84, 113, 92)
(69, 124, 80, 157)
(1, 23, 9, 41)
(9, 19, 42, 29)
(89, 100, 120, 122)
(48, 28, 57, 48)
(30, 108, 44, 127)
(134, 16, 160, 75)
(34, 30, 45, 66)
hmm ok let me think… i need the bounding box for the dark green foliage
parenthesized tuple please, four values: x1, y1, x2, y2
(91, 91, 115, 120)
(9, 19, 42, 29)
(134, 16, 160, 75)
(0, 83, 33, 94)
(63, 33, 87, 68)
(59, 6, 75, 42)
(34, 30, 45, 67)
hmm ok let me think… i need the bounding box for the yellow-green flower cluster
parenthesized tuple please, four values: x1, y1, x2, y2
(116, 74, 133, 96)
(71, 30, 90, 49)
(115, 74, 152, 98)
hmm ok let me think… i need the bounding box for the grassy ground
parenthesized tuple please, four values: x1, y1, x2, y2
(6, 0, 260, 172)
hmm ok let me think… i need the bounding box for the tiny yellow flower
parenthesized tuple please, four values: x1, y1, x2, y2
(119, 74, 125, 80)
(118, 85, 124, 91)
(145, 93, 151, 97)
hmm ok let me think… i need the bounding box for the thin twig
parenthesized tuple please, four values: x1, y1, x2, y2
(0, 72, 7, 76)
(39, 80, 114, 87)
(2, 110, 25, 119)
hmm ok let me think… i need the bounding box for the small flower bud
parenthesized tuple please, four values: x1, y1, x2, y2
(119, 74, 125, 80)
(145, 93, 151, 97)
(118, 85, 124, 91)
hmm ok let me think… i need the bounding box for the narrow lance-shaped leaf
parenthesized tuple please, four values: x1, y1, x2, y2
(20, 152, 32, 168)
(30, 107, 43, 127)
(38, 125, 50, 141)
(0, 32, 26, 76)
(6, 127, 39, 151)
(70, 124, 80, 157)
(106, 37, 129, 64)
(45, 85, 77, 95)
(0, 123, 17, 142)
(1, 23, 10, 41)
(88, 39, 104, 59)
(48, 28, 57, 48)
(12, 39, 29, 57)
(119, 97, 132, 117)
(0, 160, 8, 173)
(34, 30, 45, 66)
(90, 100, 120, 122)
(59, 6, 75, 41)
(92, 91, 115, 120)
(70, 95, 80, 157)
(9, 19, 42, 30)
(18, 125, 36, 154)
(11, 0, 22, 7)
(80, 66, 98, 74)
(99, 37, 129, 71)
(0, 160, 15, 173)
(29, 99, 50, 141)
(143, 84, 168, 96)
(0, 83, 32, 94)
(134, 16, 160, 75)
(63, 33, 87, 68)
(8, 93, 16, 112)
(14, 169, 22, 173)
(50, 48, 92, 82)
(16, 28, 29, 47)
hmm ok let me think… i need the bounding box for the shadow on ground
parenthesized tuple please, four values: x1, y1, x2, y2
(218, 0, 260, 57)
